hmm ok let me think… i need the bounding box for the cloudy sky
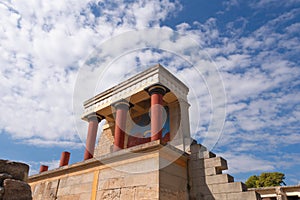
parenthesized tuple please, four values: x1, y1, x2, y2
(0, 0, 299, 185)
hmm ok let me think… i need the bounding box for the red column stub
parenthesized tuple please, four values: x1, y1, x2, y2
(59, 151, 70, 167)
(84, 113, 103, 160)
(145, 84, 170, 142)
(112, 99, 132, 151)
(39, 165, 48, 173)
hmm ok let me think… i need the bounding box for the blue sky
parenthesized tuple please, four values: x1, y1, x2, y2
(0, 0, 299, 185)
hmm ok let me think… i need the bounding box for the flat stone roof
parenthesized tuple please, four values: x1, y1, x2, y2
(82, 64, 189, 120)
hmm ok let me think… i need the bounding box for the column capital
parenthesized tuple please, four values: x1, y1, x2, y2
(111, 99, 133, 110)
(145, 84, 170, 96)
(87, 112, 104, 123)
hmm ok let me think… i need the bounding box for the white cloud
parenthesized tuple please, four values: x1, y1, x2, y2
(0, 0, 180, 147)
(27, 159, 60, 175)
(220, 152, 275, 174)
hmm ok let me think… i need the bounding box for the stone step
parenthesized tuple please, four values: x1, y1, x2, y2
(210, 182, 247, 194)
(204, 157, 228, 171)
(226, 191, 262, 200)
(205, 174, 234, 185)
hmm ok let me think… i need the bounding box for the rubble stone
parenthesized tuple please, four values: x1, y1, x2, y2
(3, 179, 32, 200)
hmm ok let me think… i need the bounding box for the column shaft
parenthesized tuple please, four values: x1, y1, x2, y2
(84, 114, 102, 160)
(114, 108, 127, 151)
(150, 93, 163, 141)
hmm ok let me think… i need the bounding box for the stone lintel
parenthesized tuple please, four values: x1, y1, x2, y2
(81, 64, 189, 120)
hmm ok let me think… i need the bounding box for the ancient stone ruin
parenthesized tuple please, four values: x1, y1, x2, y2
(29, 65, 262, 199)
(0, 159, 32, 200)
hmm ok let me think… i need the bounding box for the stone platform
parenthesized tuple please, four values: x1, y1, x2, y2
(29, 140, 261, 200)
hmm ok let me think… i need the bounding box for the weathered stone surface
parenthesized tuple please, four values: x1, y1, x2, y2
(97, 188, 121, 200)
(0, 186, 4, 198)
(0, 173, 12, 185)
(3, 179, 32, 200)
(0, 160, 29, 181)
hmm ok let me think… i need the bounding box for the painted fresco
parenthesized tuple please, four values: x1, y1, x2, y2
(127, 107, 170, 147)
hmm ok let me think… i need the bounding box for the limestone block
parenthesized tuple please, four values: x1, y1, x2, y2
(80, 172, 94, 183)
(39, 181, 58, 198)
(0, 160, 29, 181)
(79, 192, 91, 200)
(69, 183, 92, 195)
(120, 187, 135, 199)
(160, 172, 186, 191)
(124, 172, 158, 188)
(65, 175, 82, 186)
(211, 193, 227, 200)
(2, 179, 32, 200)
(100, 177, 125, 189)
(190, 151, 216, 160)
(204, 157, 227, 170)
(59, 194, 80, 200)
(188, 159, 205, 170)
(205, 174, 234, 185)
(202, 193, 235, 200)
(201, 151, 216, 159)
(135, 185, 158, 200)
(98, 168, 125, 180)
(204, 167, 222, 176)
(190, 144, 207, 154)
(226, 191, 261, 200)
(57, 185, 71, 196)
(210, 182, 246, 194)
(161, 166, 187, 180)
(96, 188, 121, 200)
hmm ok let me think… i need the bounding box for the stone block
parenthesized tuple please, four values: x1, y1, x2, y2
(160, 161, 187, 179)
(199, 151, 216, 159)
(120, 187, 135, 199)
(0, 160, 29, 181)
(79, 192, 91, 200)
(58, 194, 80, 200)
(136, 185, 158, 199)
(0, 173, 12, 185)
(98, 168, 125, 180)
(160, 171, 187, 191)
(210, 182, 246, 194)
(226, 191, 261, 200)
(96, 188, 121, 200)
(80, 172, 94, 183)
(69, 183, 92, 195)
(205, 174, 234, 185)
(123, 172, 158, 188)
(3, 179, 32, 200)
(204, 167, 222, 176)
(191, 144, 207, 153)
(204, 157, 227, 170)
(100, 177, 125, 189)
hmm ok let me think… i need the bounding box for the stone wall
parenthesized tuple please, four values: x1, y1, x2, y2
(93, 122, 115, 157)
(0, 159, 32, 200)
(29, 140, 264, 200)
(29, 141, 187, 200)
(188, 142, 262, 200)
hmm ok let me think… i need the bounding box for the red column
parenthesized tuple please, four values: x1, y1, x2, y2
(39, 165, 48, 173)
(145, 84, 169, 142)
(112, 100, 131, 151)
(84, 113, 103, 160)
(59, 151, 70, 167)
